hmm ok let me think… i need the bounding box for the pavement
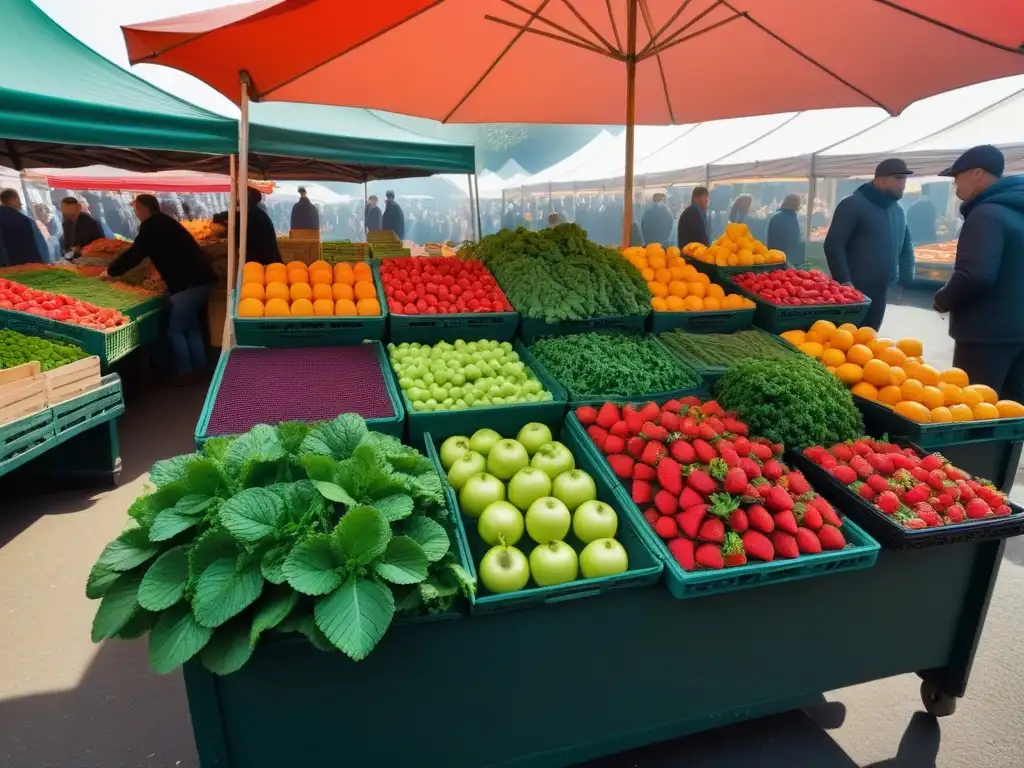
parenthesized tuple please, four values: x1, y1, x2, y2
(1, 299, 1022, 768)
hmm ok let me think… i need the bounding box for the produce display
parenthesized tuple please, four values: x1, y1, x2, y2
(0, 328, 89, 371)
(85, 415, 473, 673)
(181, 219, 218, 243)
(715, 355, 863, 450)
(320, 242, 369, 262)
(913, 241, 956, 266)
(237, 260, 381, 318)
(681, 222, 787, 267)
(439, 425, 628, 592)
(577, 399, 848, 570)
(528, 333, 700, 399)
(659, 329, 797, 369)
(0, 278, 129, 329)
(782, 321, 1024, 423)
(379, 257, 513, 315)
(79, 238, 130, 261)
(803, 437, 1019, 528)
(459, 224, 651, 322)
(620, 243, 757, 312)
(388, 339, 552, 412)
(732, 269, 866, 306)
(1, 268, 161, 309)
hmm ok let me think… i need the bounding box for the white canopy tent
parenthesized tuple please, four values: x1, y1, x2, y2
(270, 182, 351, 204)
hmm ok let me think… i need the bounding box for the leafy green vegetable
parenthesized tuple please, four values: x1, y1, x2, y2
(529, 333, 700, 398)
(0, 329, 88, 371)
(658, 329, 798, 369)
(460, 224, 651, 322)
(714, 356, 863, 449)
(85, 416, 474, 676)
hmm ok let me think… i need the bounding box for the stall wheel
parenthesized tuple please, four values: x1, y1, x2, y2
(920, 680, 957, 717)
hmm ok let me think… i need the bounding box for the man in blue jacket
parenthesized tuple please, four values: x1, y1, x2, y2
(0, 188, 46, 265)
(824, 159, 915, 330)
(933, 145, 1024, 401)
(766, 193, 805, 265)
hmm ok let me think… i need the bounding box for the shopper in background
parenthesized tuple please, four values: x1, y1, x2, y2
(240, 188, 282, 265)
(640, 192, 673, 246)
(728, 193, 753, 224)
(59, 196, 104, 256)
(365, 194, 383, 233)
(933, 145, 1024, 401)
(105, 194, 218, 384)
(767, 193, 805, 265)
(547, 211, 560, 228)
(824, 158, 915, 330)
(677, 186, 711, 247)
(290, 186, 320, 231)
(0, 188, 46, 264)
(382, 190, 406, 239)
(906, 193, 938, 246)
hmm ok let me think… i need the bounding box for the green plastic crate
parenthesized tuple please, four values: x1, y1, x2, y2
(124, 294, 167, 320)
(0, 409, 55, 479)
(855, 395, 1024, 448)
(397, 339, 568, 447)
(51, 375, 125, 445)
(134, 308, 164, 347)
(517, 334, 705, 406)
(683, 255, 783, 281)
(657, 328, 798, 386)
(723, 278, 870, 333)
(232, 268, 387, 347)
(424, 429, 663, 615)
(194, 342, 404, 448)
(518, 313, 649, 344)
(388, 312, 519, 344)
(0, 309, 142, 367)
(648, 306, 754, 334)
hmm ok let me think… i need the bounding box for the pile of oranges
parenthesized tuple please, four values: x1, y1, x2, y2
(621, 243, 756, 312)
(782, 321, 1024, 423)
(682, 222, 787, 268)
(237, 260, 381, 318)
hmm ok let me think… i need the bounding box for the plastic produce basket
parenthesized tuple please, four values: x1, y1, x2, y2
(657, 328, 798, 387)
(0, 309, 143, 367)
(51, 374, 125, 445)
(194, 342, 404, 447)
(399, 339, 568, 446)
(424, 429, 662, 615)
(388, 311, 519, 344)
(790, 449, 1024, 550)
(648, 306, 755, 335)
(683, 255, 782, 281)
(517, 335, 706, 406)
(723, 278, 870, 334)
(123, 294, 167, 320)
(518, 313, 649, 344)
(232, 268, 387, 347)
(855, 395, 1024, 448)
(0, 408, 55, 479)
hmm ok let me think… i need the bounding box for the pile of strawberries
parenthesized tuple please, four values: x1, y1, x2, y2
(803, 438, 1016, 528)
(576, 397, 848, 572)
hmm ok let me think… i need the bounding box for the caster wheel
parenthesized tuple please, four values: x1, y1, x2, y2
(920, 680, 957, 717)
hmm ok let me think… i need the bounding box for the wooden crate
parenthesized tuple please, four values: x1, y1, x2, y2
(44, 357, 101, 406)
(277, 239, 320, 265)
(0, 362, 47, 425)
(288, 228, 322, 242)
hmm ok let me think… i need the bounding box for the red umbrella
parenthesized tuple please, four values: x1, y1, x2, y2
(123, 0, 1024, 245)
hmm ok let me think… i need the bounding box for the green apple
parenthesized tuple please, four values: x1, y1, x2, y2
(507, 467, 552, 511)
(529, 541, 578, 586)
(477, 501, 524, 546)
(525, 496, 571, 543)
(469, 428, 501, 456)
(579, 538, 628, 578)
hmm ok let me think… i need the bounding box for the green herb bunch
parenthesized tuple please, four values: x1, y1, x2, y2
(86, 415, 474, 675)
(658, 329, 797, 369)
(714, 356, 863, 449)
(0, 329, 88, 371)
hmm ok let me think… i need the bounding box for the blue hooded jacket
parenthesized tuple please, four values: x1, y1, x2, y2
(933, 175, 1024, 344)
(824, 182, 915, 290)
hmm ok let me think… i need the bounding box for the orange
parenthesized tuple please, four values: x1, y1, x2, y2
(288, 270, 309, 286)
(309, 260, 331, 273)
(920, 386, 945, 410)
(877, 385, 903, 405)
(902, 360, 923, 382)
(264, 264, 288, 284)
(290, 283, 312, 302)
(648, 281, 669, 298)
(649, 256, 667, 270)
(332, 283, 354, 301)
(889, 366, 908, 386)
(310, 270, 333, 286)
(290, 298, 314, 316)
(821, 348, 846, 368)
(354, 281, 377, 301)
(811, 320, 837, 340)
(835, 363, 863, 385)
(827, 366, 837, 374)
(706, 283, 725, 299)
(837, 322, 859, 335)
(668, 280, 688, 298)
(916, 364, 940, 387)
(311, 283, 333, 301)
(973, 402, 1000, 420)
(830, 329, 854, 352)
(894, 401, 931, 423)
(804, 330, 825, 345)
(242, 262, 265, 284)
(937, 382, 963, 406)
(965, 384, 998, 405)
(681, 265, 699, 281)
(357, 298, 381, 316)
(851, 381, 878, 400)
(313, 299, 335, 316)
(641, 267, 656, 281)
(696, 273, 711, 286)
(650, 296, 669, 311)
(897, 338, 923, 357)
(334, 261, 353, 277)
(846, 344, 873, 367)
(683, 295, 704, 311)
(264, 298, 291, 317)
(286, 261, 308, 277)
(666, 295, 686, 311)
(353, 262, 372, 277)
(961, 388, 984, 408)
(997, 400, 1024, 418)
(240, 282, 265, 302)
(655, 268, 672, 284)
(930, 407, 953, 423)
(877, 346, 907, 366)
(780, 330, 806, 346)
(900, 379, 925, 403)
(668, 267, 686, 281)
(265, 281, 290, 302)
(854, 326, 877, 345)
(703, 296, 722, 310)
(939, 367, 969, 388)
(687, 281, 706, 299)
(868, 337, 895, 355)
(335, 299, 357, 316)
(798, 341, 824, 359)
(862, 359, 892, 388)
(238, 297, 264, 317)
(948, 404, 974, 422)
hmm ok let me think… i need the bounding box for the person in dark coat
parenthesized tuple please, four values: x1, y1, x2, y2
(906, 195, 938, 246)
(106, 195, 218, 381)
(766, 193, 805, 265)
(382, 190, 405, 239)
(59, 197, 105, 255)
(365, 195, 383, 233)
(290, 186, 321, 231)
(0, 189, 46, 265)
(217, 188, 282, 266)
(933, 146, 1024, 401)
(677, 186, 710, 247)
(640, 193, 673, 246)
(824, 158, 915, 330)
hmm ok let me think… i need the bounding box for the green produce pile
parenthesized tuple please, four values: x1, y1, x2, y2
(529, 333, 700, 399)
(85, 415, 474, 675)
(715, 356, 862, 449)
(460, 224, 651, 322)
(0, 329, 88, 371)
(659, 329, 797, 369)
(10, 270, 154, 310)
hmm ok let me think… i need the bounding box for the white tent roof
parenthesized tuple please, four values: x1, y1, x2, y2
(507, 130, 618, 191)
(271, 182, 351, 204)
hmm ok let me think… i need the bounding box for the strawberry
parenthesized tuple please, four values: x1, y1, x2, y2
(903, 484, 930, 505)
(701, 400, 725, 418)
(771, 531, 799, 558)
(795, 527, 822, 554)
(747, 504, 774, 534)
(956, 481, 976, 502)
(867, 454, 895, 476)
(831, 444, 854, 462)
(920, 453, 943, 471)
(606, 454, 634, 479)
(935, 493, 954, 510)
(654, 516, 679, 539)
(654, 490, 678, 516)
(850, 439, 873, 456)
(667, 537, 695, 571)
(818, 453, 839, 470)
(676, 505, 708, 538)
(762, 459, 784, 482)
(803, 446, 827, 462)
(765, 486, 794, 512)
(642, 508, 660, 527)
(810, 495, 842, 527)
(669, 440, 696, 464)
(686, 469, 717, 496)
(945, 504, 966, 523)
(602, 435, 626, 455)
(850, 458, 874, 480)
(695, 543, 725, 569)
(639, 402, 661, 422)
(595, 402, 619, 429)
(624, 410, 645, 436)
(744, 483, 760, 499)
(794, 502, 823, 530)
(910, 466, 931, 484)
(773, 509, 799, 535)
(723, 467, 748, 495)
(609, 420, 630, 439)
(944, 464, 968, 481)
(966, 499, 990, 519)
(679, 417, 699, 437)
(733, 436, 753, 456)
(661, 399, 684, 414)
(631, 479, 653, 505)
(866, 474, 890, 494)
(697, 423, 718, 441)
(719, 449, 742, 468)
(679, 486, 705, 509)
(994, 504, 1013, 516)
(876, 491, 900, 515)
(741, 530, 774, 561)
(749, 442, 773, 461)
(831, 465, 857, 485)
(722, 417, 748, 436)
(729, 508, 749, 533)
(575, 405, 598, 425)
(641, 422, 669, 442)
(587, 425, 609, 450)
(633, 463, 656, 481)
(680, 396, 702, 408)
(757, 483, 773, 499)
(722, 532, 747, 567)
(926, 470, 947, 491)
(914, 503, 942, 527)
(627, 436, 647, 459)
(786, 471, 811, 495)
(817, 524, 846, 550)
(703, 417, 726, 435)
(656, 457, 684, 495)
(904, 517, 928, 529)
(857, 483, 876, 501)
(640, 441, 667, 466)
(699, 517, 725, 543)
(659, 411, 680, 432)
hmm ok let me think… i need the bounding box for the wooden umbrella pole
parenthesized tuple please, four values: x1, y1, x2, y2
(621, 0, 638, 249)
(224, 153, 238, 349)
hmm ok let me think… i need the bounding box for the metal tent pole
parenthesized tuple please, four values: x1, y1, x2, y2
(225, 154, 238, 348)
(621, 0, 638, 249)
(473, 173, 483, 241)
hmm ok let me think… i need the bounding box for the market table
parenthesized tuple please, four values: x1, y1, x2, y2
(182, 537, 1001, 768)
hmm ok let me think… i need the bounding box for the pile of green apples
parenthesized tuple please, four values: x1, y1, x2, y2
(439, 423, 629, 593)
(388, 339, 555, 412)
